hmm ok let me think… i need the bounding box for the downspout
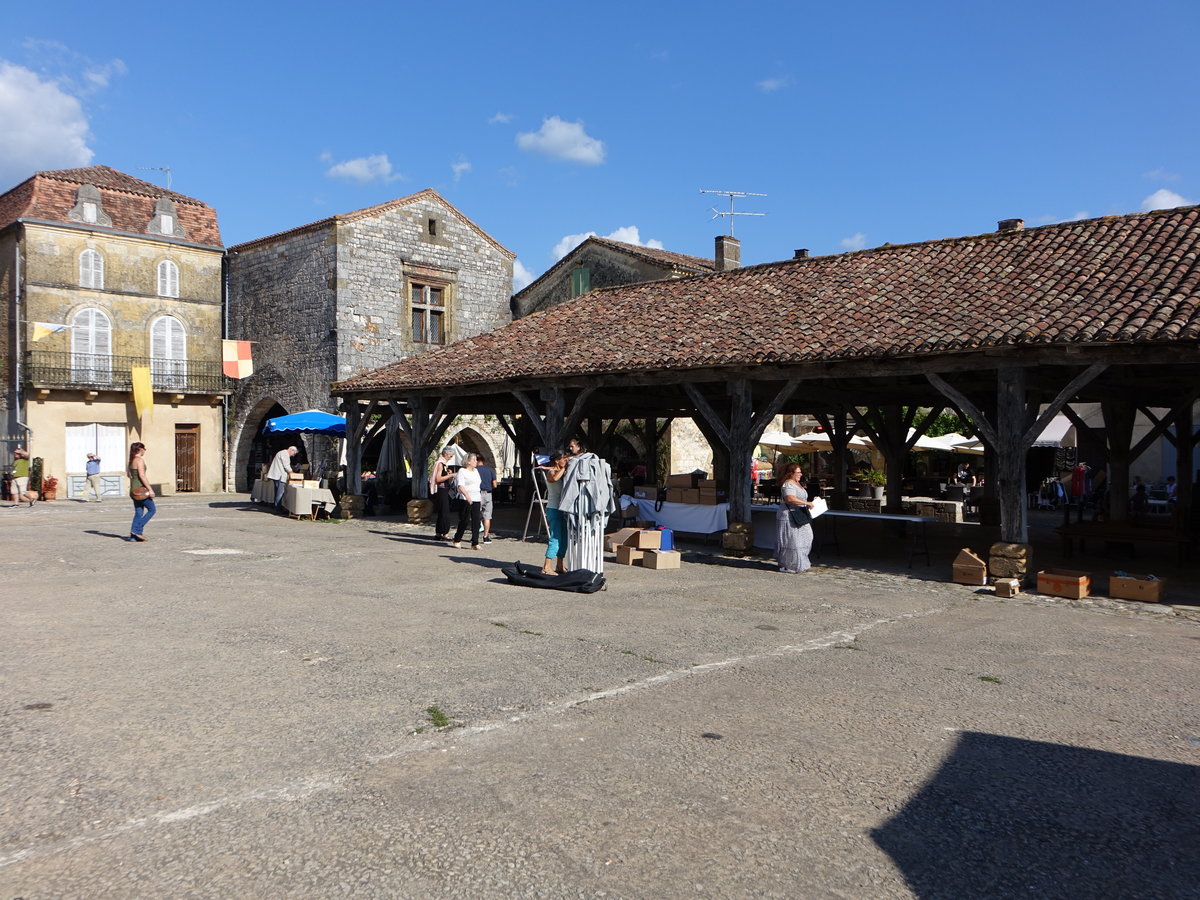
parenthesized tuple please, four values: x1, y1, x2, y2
(222, 252, 230, 492)
(12, 222, 29, 443)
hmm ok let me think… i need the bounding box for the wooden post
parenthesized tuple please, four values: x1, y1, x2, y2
(1100, 399, 1136, 522)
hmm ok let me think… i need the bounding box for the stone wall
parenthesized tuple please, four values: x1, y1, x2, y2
(513, 244, 684, 318)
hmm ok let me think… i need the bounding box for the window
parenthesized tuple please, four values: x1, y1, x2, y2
(157, 260, 180, 298)
(428, 217, 438, 236)
(570, 266, 590, 298)
(71, 308, 112, 384)
(410, 283, 445, 344)
(80, 250, 104, 289)
(82, 201, 98, 224)
(150, 316, 187, 389)
(161, 214, 174, 234)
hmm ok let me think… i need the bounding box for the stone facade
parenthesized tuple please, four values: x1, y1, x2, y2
(226, 190, 514, 489)
(0, 167, 227, 492)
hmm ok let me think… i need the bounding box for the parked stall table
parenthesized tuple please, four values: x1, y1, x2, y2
(284, 484, 336, 520)
(751, 505, 935, 568)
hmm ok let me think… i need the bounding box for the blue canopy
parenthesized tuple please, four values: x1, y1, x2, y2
(264, 409, 346, 436)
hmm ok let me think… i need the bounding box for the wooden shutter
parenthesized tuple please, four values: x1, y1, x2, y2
(80, 250, 103, 289)
(158, 260, 179, 297)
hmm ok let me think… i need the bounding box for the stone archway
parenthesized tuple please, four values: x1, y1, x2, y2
(445, 424, 496, 466)
(233, 397, 288, 492)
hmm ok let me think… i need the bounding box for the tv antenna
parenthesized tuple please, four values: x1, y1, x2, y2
(138, 166, 173, 189)
(700, 189, 766, 236)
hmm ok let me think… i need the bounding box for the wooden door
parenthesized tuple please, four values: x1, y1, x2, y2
(175, 425, 199, 492)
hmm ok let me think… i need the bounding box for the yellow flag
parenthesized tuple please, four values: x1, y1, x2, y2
(131, 366, 154, 419)
(31, 322, 70, 342)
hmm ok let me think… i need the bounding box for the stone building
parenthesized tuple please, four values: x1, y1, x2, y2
(226, 189, 515, 490)
(512, 235, 747, 474)
(0, 166, 228, 496)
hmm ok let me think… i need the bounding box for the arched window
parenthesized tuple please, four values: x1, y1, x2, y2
(150, 315, 187, 389)
(157, 259, 179, 298)
(71, 307, 112, 384)
(79, 250, 104, 289)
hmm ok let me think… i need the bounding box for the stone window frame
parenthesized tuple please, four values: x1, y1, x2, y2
(148, 197, 185, 238)
(79, 249, 105, 289)
(157, 259, 180, 298)
(68, 184, 113, 228)
(408, 279, 451, 345)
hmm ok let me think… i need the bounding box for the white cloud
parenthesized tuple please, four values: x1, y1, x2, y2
(840, 232, 867, 251)
(451, 158, 471, 182)
(1142, 188, 1191, 211)
(1143, 167, 1180, 182)
(488, 112, 514, 124)
(552, 225, 663, 261)
(82, 59, 127, 92)
(0, 62, 92, 187)
(757, 76, 792, 93)
(516, 116, 606, 165)
(324, 153, 403, 184)
(513, 259, 535, 293)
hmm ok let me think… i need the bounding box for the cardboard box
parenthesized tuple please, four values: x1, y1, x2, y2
(680, 488, 700, 505)
(1037, 569, 1092, 600)
(951, 548, 988, 585)
(665, 473, 700, 488)
(1109, 574, 1166, 603)
(643, 549, 682, 569)
(616, 545, 645, 566)
(302, 479, 320, 488)
(666, 487, 686, 504)
(993, 577, 1020, 599)
(633, 487, 654, 500)
(605, 527, 641, 552)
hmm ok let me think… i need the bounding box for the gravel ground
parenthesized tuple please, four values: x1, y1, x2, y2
(1, 495, 1197, 899)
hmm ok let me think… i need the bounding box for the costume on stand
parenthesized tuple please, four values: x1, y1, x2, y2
(558, 452, 616, 574)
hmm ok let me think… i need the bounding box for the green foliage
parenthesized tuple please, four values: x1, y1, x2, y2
(29, 457, 43, 491)
(915, 409, 975, 438)
(425, 706, 451, 728)
(862, 468, 886, 486)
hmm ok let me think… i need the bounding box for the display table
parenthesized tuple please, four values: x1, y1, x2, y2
(751, 505, 935, 567)
(627, 498, 728, 534)
(250, 478, 273, 504)
(284, 484, 336, 519)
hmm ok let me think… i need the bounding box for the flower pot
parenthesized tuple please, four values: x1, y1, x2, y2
(872, 486, 884, 500)
(41, 489, 57, 501)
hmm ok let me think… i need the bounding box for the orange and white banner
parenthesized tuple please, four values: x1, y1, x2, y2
(222, 340, 254, 379)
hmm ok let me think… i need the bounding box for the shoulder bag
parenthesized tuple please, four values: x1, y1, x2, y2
(788, 505, 812, 527)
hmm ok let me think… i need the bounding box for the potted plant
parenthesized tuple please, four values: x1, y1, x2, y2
(863, 468, 886, 500)
(41, 474, 59, 501)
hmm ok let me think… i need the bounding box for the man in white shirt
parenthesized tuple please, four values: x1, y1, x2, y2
(451, 453, 483, 550)
(267, 446, 298, 511)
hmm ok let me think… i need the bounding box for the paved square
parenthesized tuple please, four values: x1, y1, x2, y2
(2, 497, 1197, 898)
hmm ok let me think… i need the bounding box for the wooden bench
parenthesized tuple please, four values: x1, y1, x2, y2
(1058, 520, 1195, 564)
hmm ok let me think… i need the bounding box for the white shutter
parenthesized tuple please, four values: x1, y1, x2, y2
(71, 308, 111, 383)
(96, 424, 125, 471)
(151, 316, 186, 388)
(65, 424, 94, 473)
(80, 250, 103, 289)
(157, 260, 179, 297)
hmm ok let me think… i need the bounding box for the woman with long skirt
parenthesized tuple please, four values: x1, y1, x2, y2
(775, 461, 814, 574)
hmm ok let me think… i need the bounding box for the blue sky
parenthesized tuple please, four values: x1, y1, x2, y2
(3, 0, 1197, 291)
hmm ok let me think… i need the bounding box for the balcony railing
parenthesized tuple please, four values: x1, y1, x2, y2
(24, 351, 231, 394)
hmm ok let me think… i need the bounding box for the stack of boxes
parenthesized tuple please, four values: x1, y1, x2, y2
(604, 528, 682, 569)
(662, 473, 728, 506)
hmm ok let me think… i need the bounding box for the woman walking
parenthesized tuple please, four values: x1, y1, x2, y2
(128, 442, 156, 542)
(450, 453, 483, 550)
(775, 462, 815, 574)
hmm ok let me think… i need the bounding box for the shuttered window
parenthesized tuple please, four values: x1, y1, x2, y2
(150, 316, 187, 389)
(570, 266, 590, 298)
(71, 307, 112, 384)
(80, 250, 104, 289)
(157, 260, 179, 298)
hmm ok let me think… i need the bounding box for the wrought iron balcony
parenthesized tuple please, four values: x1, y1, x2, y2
(23, 351, 231, 394)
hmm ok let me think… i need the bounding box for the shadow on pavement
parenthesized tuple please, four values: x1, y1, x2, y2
(872, 731, 1200, 898)
(84, 529, 132, 541)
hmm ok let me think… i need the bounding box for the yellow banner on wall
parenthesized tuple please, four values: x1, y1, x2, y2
(131, 366, 154, 419)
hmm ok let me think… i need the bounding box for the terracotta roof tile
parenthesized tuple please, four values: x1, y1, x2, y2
(336, 206, 1200, 394)
(0, 165, 222, 247)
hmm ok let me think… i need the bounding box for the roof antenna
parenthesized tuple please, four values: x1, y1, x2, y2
(699, 189, 766, 236)
(138, 166, 172, 190)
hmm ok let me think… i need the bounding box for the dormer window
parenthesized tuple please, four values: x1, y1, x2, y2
(68, 184, 112, 227)
(149, 197, 182, 238)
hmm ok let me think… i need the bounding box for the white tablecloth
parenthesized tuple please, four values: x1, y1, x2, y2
(629, 498, 728, 534)
(251, 478, 273, 503)
(285, 484, 336, 516)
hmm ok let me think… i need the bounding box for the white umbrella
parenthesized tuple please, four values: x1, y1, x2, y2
(790, 431, 871, 453)
(950, 438, 987, 455)
(757, 431, 800, 453)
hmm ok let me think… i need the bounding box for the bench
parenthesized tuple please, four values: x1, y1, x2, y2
(1058, 520, 1195, 564)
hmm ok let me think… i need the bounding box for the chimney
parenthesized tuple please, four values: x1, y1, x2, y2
(997, 218, 1025, 233)
(794, 249, 809, 259)
(715, 235, 741, 272)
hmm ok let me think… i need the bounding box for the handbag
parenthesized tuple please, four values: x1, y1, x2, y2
(131, 486, 151, 501)
(788, 505, 812, 527)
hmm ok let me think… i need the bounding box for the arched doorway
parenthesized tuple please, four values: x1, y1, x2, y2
(446, 426, 496, 466)
(237, 400, 310, 491)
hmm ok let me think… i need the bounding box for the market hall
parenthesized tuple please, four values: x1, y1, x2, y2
(331, 206, 1200, 560)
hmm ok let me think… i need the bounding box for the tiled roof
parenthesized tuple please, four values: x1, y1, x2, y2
(511, 236, 714, 307)
(336, 206, 1200, 394)
(0, 165, 222, 247)
(227, 188, 515, 257)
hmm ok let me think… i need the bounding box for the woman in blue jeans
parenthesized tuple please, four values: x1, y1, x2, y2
(127, 442, 156, 542)
(538, 451, 568, 574)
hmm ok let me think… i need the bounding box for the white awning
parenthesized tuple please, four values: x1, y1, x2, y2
(1032, 413, 1074, 448)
